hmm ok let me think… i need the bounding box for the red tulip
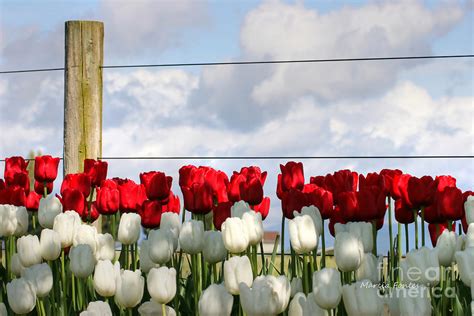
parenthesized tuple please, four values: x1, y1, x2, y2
(279, 161, 305, 192)
(140, 171, 172, 201)
(162, 191, 181, 214)
(115, 178, 147, 213)
(25, 191, 41, 212)
(380, 169, 402, 198)
(8, 170, 30, 192)
(329, 206, 346, 237)
(0, 185, 26, 206)
(84, 159, 108, 187)
(95, 180, 120, 215)
(213, 201, 232, 230)
(139, 200, 163, 228)
(4, 156, 28, 185)
(394, 198, 415, 224)
(182, 182, 214, 214)
(34, 181, 53, 196)
(338, 192, 359, 221)
(0, 179, 5, 190)
(228, 166, 267, 205)
(428, 222, 455, 246)
(359, 172, 385, 194)
(432, 175, 457, 193)
(406, 176, 434, 209)
(62, 189, 87, 216)
(179, 165, 206, 188)
(309, 175, 326, 189)
(61, 173, 91, 197)
(251, 196, 270, 220)
(303, 184, 333, 219)
(324, 169, 358, 204)
(203, 168, 229, 203)
(397, 174, 413, 208)
(34, 155, 60, 183)
(281, 189, 310, 219)
(435, 186, 464, 221)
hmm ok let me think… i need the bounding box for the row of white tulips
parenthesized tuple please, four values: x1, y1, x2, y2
(1, 196, 474, 315)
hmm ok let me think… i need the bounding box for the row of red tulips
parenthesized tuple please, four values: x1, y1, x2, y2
(1, 156, 472, 241)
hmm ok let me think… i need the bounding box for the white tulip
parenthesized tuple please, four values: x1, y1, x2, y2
(221, 217, 249, 254)
(290, 277, 303, 298)
(73, 224, 98, 254)
(53, 211, 81, 248)
(403, 247, 440, 287)
(203, 231, 228, 264)
(93, 260, 117, 297)
(148, 229, 174, 264)
(178, 220, 204, 254)
(398, 285, 431, 316)
(335, 222, 373, 253)
(147, 267, 176, 304)
(455, 248, 474, 287)
(0, 204, 17, 237)
(14, 206, 28, 236)
(80, 301, 113, 316)
(115, 269, 145, 308)
(223, 255, 253, 295)
(289, 215, 318, 254)
(17, 235, 42, 267)
(312, 268, 342, 309)
(22, 263, 53, 298)
(355, 253, 381, 283)
(465, 195, 474, 225)
(342, 280, 383, 316)
(139, 239, 159, 273)
(239, 275, 291, 316)
(435, 230, 457, 266)
(199, 283, 234, 316)
(295, 205, 323, 236)
(0, 303, 6, 316)
(7, 278, 37, 314)
(334, 232, 364, 272)
(70, 244, 96, 278)
(138, 300, 176, 316)
(289, 292, 329, 316)
(160, 212, 181, 250)
(118, 212, 141, 245)
(231, 200, 251, 218)
(96, 233, 115, 261)
(466, 223, 474, 249)
(242, 211, 264, 246)
(40, 228, 62, 261)
(38, 195, 62, 229)
(11, 253, 25, 276)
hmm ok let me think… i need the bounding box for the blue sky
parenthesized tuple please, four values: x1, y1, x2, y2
(0, 0, 473, 251)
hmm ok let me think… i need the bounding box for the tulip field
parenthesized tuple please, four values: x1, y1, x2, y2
(0, 156, 473, 316)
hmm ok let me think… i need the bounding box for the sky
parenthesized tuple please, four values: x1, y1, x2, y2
(0, 0, 473, 251)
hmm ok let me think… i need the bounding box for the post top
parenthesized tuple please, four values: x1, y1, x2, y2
(65, 20, 104, 25)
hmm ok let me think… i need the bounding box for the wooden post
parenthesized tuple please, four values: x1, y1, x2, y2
(64, 20, 103, 176)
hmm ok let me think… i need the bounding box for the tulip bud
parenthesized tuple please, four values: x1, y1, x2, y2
(239, 275, 291, 315)
(53, 210, 82, 248)
(11, 253, 25, 276)
(73, 224, 99, 254)
(455, 248, 474, 287)
(93, 260, 117, 297)
(38, 195, 63, 228)
(160, 212, 181, 249)
(312, 268, 342, 309)
(296, 205, 323, 235)
(96, 233, 115, 261)
(221, 217, 249, 254)
(139, 239, 159, 273)
(465, 196, 474, 225)
(7, 278, 37, 315)
(289, 214, 318, 254)
(334, 232, 364, 272)
(118, 212, 141, 245)
(397, 285, 431, 316)
(289, 292, 329, 316)
(223, 256, 253, 295)
(0, 204, 17, 237)
(203, 231, 227, 264)
(147, 267, 176, 304)
(70, 244, 96, 278)
(342, 280, 383, 316)
(17, 235, 42, 267)
(435, 230, 457, 266)
(0, 303, 6, 316)
(22, 263, 53, 297)
(138, 300, 177, 316)
(80, 301, 113, 316)
(178, 220, 204, 254)
(355, 253, 381, 283)
(242, 210, 264, 246)
(39, 228, 62, 261)
(290, 278, 303, 298)
(199, 283, 233, 316)
(334, 222, 373, 253)
(115, 269, 145, 308)
(148, 229, 174, 264)
(403, 247, 440, 287)
(231, 200, 251, 218)
(14, 206, 28, 236)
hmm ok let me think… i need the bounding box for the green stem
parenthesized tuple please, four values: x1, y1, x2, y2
(192, 254, 198, 313)
(372, 220, 377, 256)
(404, 224, 409, 253)
(321, 219, 326, 269)
(388, 197, 393, 285)
(413, 210, 419, 250)
(302, 254, 309, 295)
(162, 303, 167, 316)
(259, 241, 266, 275)
(61, 251, 67, 316)
(72, 273, 76, 311)
(421, 207, 425, 247)
(280, 215, 285, 275)
(397, 222, 402, 282)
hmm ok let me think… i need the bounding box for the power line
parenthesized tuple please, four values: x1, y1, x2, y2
(1, 155, 472, 162)
(1, 54, 473, 74)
